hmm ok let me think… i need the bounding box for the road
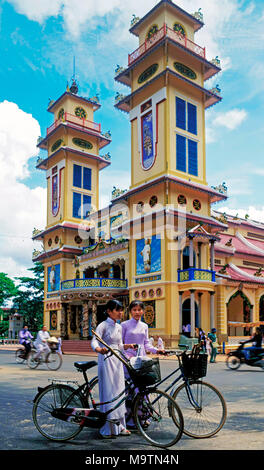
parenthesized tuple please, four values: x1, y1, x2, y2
(0, 349, 264, 460)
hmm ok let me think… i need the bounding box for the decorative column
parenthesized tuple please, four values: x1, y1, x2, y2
(189, 237, 194, 268)
(82, 301, 89, 340)
(60, 303, 68, 339)
(210, 239, 215, 271)
(210, 291, 215, 330)
(250, 304, 254, 335)
(91, 301, 97, 330)
(198, 292, 203, 328)
(179, 291, 183, 334)
(198, 242, 202, 269)
(190, 289, 196, 337)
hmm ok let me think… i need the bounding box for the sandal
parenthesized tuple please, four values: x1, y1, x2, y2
(119, 429, 131, 436)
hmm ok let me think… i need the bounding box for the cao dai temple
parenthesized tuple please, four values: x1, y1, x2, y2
(33, 0, 264, 350)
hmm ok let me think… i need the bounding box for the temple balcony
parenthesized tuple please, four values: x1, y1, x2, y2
(178, 268, 216, 283)
(115, 23, 220, 87)
(61, 277, 128, 291)
(47, 112, 101, 136)
(128, 24, 206, 66)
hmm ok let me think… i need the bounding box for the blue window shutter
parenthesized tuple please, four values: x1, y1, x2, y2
(73, 164, 82, 188)
(73, 192, 82, 218)
(83, 195, 91, 218)
(176, 97, 186, 130)
(187, 103, 197, 135)
(83, 167, 92, 190)
(188, 139, 198, 176)
(176, 134, 186, 172)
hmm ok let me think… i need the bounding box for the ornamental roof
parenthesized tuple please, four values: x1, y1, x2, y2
(215, 232, 264, 257)
(216, 263, 264, 284)
(129, 1, 204, 37)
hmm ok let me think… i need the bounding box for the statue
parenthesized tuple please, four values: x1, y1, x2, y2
(192, 8, 203, 22)
(255, 267, 263, 277)
(112, 186, 127, 199)
(32, 227, 42, 237)
(210, 84, 221, 95)
(211, 182, 227, 194)
(115, 92, 125, 102)
(211, 56, 221, 67)
(131, 14, 140, 27)
(115, 65, 125, 75)
(219, 264, 229, 274)
(225, 238, 233, 246)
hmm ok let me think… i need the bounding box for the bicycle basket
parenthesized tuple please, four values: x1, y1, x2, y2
(182, 353, 208, 380)
(128, 358, 161, 386)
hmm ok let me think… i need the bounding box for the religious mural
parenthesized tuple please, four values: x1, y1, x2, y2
(48, 264, 61, 292)
(136, 235, 161, 275)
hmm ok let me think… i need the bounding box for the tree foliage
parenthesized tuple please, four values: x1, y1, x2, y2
(12, 263, 44, 333)
(0, 273, 17, 306)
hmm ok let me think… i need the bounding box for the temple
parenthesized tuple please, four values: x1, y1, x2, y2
(33, 0, 264, 350)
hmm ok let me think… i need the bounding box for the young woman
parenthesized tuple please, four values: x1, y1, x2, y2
(121, 300, 165, 428)
(91, 299, 135, 439)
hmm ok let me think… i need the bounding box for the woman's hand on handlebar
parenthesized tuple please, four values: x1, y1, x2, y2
(96, 347, 109, 355)
(124, 343, 138, 350)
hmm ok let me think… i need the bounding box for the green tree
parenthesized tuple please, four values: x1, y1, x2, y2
(0, 273, 17, 306)
(0, 273, 17, 336)
(12, 263, 44, 333)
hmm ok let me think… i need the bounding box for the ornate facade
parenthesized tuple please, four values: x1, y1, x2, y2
(33, 1, 264, 347)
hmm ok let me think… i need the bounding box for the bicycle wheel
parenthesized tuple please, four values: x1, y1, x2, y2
(15, 348, 26, 364)
(172, 380, 227, 439)
(27, 350, 39, 369)
(32, 384, 85, 441)
(88, 376, 99, 406)
(226, 355, 241, 370)
(133, 389, 183, 448)
(46, 351, 62, 371)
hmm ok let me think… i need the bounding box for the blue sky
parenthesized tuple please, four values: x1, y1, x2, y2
(0, 0, 264, 279)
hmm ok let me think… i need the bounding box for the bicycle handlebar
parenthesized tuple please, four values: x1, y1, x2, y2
(91, 329, 132, 369)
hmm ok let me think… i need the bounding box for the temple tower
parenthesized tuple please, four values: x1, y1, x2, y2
(114, 0, 227, 343)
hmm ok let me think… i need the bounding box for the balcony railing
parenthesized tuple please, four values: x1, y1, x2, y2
(46, 112, 101, 137)
(61, 278, 128, 290)
(128, 24, 206, 66)
(178, 268, 215, 283)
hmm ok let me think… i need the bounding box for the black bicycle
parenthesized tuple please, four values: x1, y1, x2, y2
(32, 331, 184, 449)
(89, 343, 227, 439)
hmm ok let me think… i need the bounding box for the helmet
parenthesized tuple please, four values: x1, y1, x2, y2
(211, 328, 216, 333)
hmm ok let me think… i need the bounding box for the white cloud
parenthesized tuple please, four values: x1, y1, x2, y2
(206, 108, 247, 143)
(0, 101, 46, 279)
(212, 109, 247, 131)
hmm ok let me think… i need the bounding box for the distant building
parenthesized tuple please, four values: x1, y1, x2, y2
(8, 312, 23, 339)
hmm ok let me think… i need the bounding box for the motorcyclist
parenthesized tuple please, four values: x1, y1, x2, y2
(242, 327, 263, 361)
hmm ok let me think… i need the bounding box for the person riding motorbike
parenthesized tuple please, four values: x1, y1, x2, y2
(242, 327, 263, 360)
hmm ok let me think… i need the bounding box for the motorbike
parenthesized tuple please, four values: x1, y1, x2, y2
(226, 341, 264, 370)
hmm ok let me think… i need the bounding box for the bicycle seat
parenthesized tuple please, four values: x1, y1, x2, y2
(74, 361, 97, 372)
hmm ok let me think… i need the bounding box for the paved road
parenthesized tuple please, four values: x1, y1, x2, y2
(0, 350, 264, 456)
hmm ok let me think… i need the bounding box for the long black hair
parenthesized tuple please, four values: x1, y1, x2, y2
(105, 299, 123, 313)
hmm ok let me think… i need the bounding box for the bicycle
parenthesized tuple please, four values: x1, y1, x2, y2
(32, 331, 184, 448)
(15, 340, 34, 364)
(27, 342, 62, 371)
(89, 343, 227, 439)
(158, 344, 227, 439)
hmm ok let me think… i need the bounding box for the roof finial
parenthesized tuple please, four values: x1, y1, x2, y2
(70, 56, 78, 94)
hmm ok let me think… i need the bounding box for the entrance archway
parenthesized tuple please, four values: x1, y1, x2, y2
(227, 291, 251, 336)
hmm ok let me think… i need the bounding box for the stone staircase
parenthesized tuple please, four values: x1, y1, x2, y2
(61, 340, 95, 356)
